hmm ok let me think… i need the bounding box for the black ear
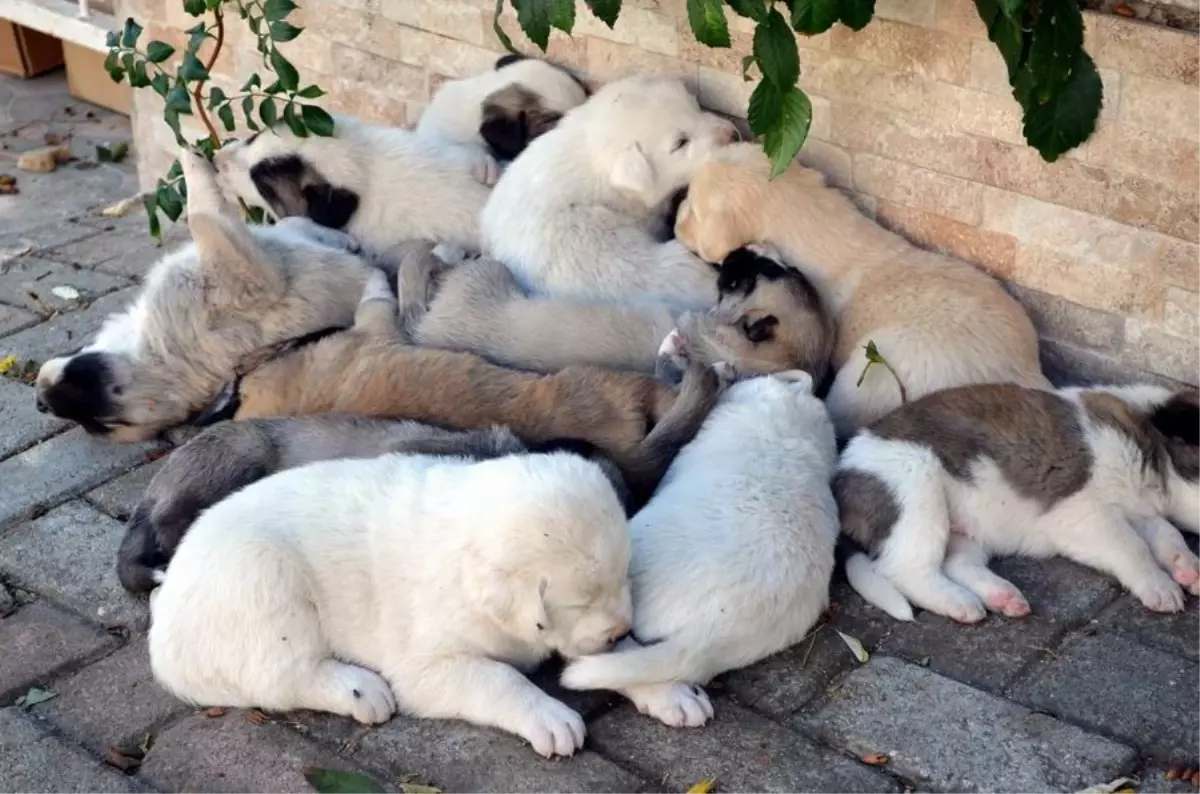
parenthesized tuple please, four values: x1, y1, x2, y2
(717, 248, 760, 296)
(480, 110, 528, 161)
(744, 315, 779, 343)
(495, 53, 527, 69)
(249, 155, 309, 219)
(301, 183, 359, 230)
(1150, 393, 1200, 446)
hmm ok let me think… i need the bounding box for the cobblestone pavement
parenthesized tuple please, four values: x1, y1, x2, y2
(1, 71, 1198, 794)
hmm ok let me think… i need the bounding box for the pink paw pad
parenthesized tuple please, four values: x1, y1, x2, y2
(986, 588, 1031, 617)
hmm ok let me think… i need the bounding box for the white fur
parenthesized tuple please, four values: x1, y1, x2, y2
(150, 451, 633, 758)
(560, 371, 839, 727)
(481, 75, 737, 311)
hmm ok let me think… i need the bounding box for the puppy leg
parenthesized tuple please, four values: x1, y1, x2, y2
(623, 681, 713, 728)
(943, 535, 1030, 617)
(394, 241, 445, 337)
(654, 329, 689, 385)
(388, 657, 584, 758)
(1132, 515, 1200, 596)
(353, 269, 401, 340)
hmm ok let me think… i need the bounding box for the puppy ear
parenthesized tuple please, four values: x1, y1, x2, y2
(249, 155, 310, 218)
(301, 183, 359, 230)
(1150, 392, 1200, 447)
(610, 143, 656, 204)
(472, 565, 550, 637)
(479, 107, 528, 161)
(525, 107, 563, 139)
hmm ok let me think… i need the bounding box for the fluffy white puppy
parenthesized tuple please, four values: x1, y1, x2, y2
(838, 384, 1200, 623)
(481, 75, 738, 311)
(149, 451, 633, 758)
(560, 370, 839, 727)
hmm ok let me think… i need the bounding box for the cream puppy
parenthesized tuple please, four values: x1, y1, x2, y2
(838, 384, 1200, 623)
(560, 370, 839, 727)
(481, 75, 739, 311)
(149, 450, 633, 758)
(676, 143, 1049, 435)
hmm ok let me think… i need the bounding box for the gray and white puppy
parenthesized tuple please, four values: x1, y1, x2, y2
(117, 417, 632, 594)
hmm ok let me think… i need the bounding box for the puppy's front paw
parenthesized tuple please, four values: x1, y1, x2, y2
(1166, 550, 1200, 596)
(517, 696, 585, 758)
(626, 681, 713, 728)
(331, 664, 396, 725)
(1133, 571, 1186, 613)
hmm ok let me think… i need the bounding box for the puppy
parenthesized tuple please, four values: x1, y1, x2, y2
(401, 243, 832, 379)
(225, 270, 721, 505)
(149, 450, 632, 758)
(560, 370, 839, 727)
(481, 75, 738, 311)
(35, 149, 375, 442)
(676, 142, 1049, 435)
(837, 384, 1200, 623)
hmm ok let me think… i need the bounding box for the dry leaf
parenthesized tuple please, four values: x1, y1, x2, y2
(861, 753, 890, 765)
(686, 779, 715, 794)
(302, 767, 387, 793)
(835, 630, 870, 663)
(204, 706, 228, 718)
(101, 194, 144, 218)
(105, 746, 143, 772)
(245, 708, 268, 724)
(14, 687, 57, 709)
(1076, 777, 1140, 793)
(51, 285, 81, 301)
(401, 785, 443, 794)
(0, 174, 17, 195)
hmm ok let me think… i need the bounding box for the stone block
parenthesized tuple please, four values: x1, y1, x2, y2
(1008, 284, 1127, 352)
(1012, 633, 1199, 762)
(800, 656, 1138, 792)
(0, 502, 148, 629)
(0, 287, 139, 365)
(2, 221, 103, 255)
(0, 708, 142, 793)
(1083, 119, 1198, 191)
(0, 430, 163, 530)
(395, 26, 499, 79)
(874, 0, 937, 27)
(1010, 244, 1159, 316)
(1088, 13, 1199, 86)
(40, 227, 180, 281)
(587, 37, 698, 85)
(0, 303, 39, 337)
(1099, 593, 1199, 662)
(1122, 318, 1199, 385)
(571, 4, 680, 55)
(935, 0, 989, 39)
(0, 379, 69, 459)
(1106, 172, 1199, 241)
(1156, 236, 1200, 293)
(85, 461, 163, 521)
(36, 637, 189, 754)
(0, 258, 128, 316)
(829, 18, 971, 84)
(678, 26, 754, 73)
(1163, 287, 1200, 341)
(1120, 75, 1200, 144)
(0, 601, 117, 702)
(875, 200, 1017, 279)
(589, 699, 897, 792)
(379, 0, 488, 46)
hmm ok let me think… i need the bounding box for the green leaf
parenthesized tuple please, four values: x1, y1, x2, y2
(270, 49, 299, 92)
(686, 0, 731, 47)
(585, 0, 621, 27)
(999, 0, 1025, 17)
(753, 8, 799, 88)
(183, 0, 206, 15)
(96, 141, 129, 162)
(260, 96, 278, 127)
(180, 51, 209, 81)
(105, 30, 119, 48)
(790, 0, 839, 35)
(741, 53, 756, 81)
(129, 60, 151, 89)
(14, 687, 57, 710)
(207, 86, 227, 109)
(302, 768, 386, 794)
(185, 21, 209, 51)
(145, 41, 175, 63)
(151, 72, 170, 97)
(762, 86, 812, 177)
(297, 85, 326, 99)
(249, 15, 262, 36)
(974, 0, 1023, 79)
(163, 108, 186, 146)
(838, 0, 875, 31)
(492, 0, 519, 53)
(165, 81, 193, 114)
(549, 0, 576, 33)
(205, 0, 222, 9)
(242, 73, 263, 92)
(514, 0, 553, 51)
(1024, 0, 1084, 103)
(166, 159, 183, 180)
(218, 104, 236, 132)
(264, 0, 298, 22)
(242, 95, 259, 130)
(283, 102, 308, 137)
(144, 193, 162, 240)
(1022, 49, 1102, 163)
(269, 21, 303, 42)
(747, 77, 783, 135)
(264, 79, 282, 94)
(120, 17, 143, 48)
(725, 0, 767, 22)
(301, 105, 335, 137)
(156, 182, 184, 221)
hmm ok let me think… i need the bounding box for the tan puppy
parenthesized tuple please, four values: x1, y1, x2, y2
(676, 143, 1049, 435)
(227, 271, 721, 503)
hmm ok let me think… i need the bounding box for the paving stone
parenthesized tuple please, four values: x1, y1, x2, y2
(85, 460, 164, 521)
(0, 287, 139, 364)
(0, 221, 103, 254)
(0, 257, 128, 314)
(0, 430, 163, 530)
(0, 378, 69, 459)
(42, 229, 181, 281)
(800, 656, 1138, 792)
(36, 637, 189, 755)
(590, 699, 896, 793)
(1139, 769, 1200, 793)
(0, 302, 39, 336)
(1011, 633, 1199, 763)
(0, 708, 142, 793)
(138, 712, 396, 793)
(0, 502, 149, 629)
(0, 601, 117, 702)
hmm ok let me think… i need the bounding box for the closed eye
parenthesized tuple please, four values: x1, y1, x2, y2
(742, 315, 779, 344)
(672, 134, 690, 152)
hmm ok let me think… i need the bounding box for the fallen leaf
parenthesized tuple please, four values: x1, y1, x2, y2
(44, 133, 62, 146)
(0, 355, 16, 375)
(302, 767, 387, 793)
(1076, 777, 1140, 793)
(835, 630, 870, 663)
(100, 194, 144, 218)
(0, 174, 17, 195)
(204, 706, 228, 718)
(14, 686, 57, 709)
(244, 708, 268, 724)
(861, 753, 890, 765)
(687, 779, 715, 794)
(1113, 3, 1135, 16)
(105, 746, 143, 772)
(401, 785, 442, 794)
(139, 732, 155, 754)
(51, 285, 81, 301)
(96, 142, 129, 163)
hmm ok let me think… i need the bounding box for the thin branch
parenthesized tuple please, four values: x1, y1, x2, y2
(191, 6, 226, 147)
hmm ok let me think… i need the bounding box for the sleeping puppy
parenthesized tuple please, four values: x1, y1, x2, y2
(415, 54, 589, 164)
(481, 75, 739, 311)
(676, 142, 1049, 436)
(560, 370, 839, 727)
(34, 148, 376, 442)
(838, 384, 1200, 623)
(400, 243, 832, 379)
(223, 270, 722, 505)
(149, 450, 632, 758)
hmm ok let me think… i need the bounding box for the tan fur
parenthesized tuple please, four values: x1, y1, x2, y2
(676, 143, 1049, 434)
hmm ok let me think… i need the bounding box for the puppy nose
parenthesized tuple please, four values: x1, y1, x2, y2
(35, 395, 48, 414)
(719, 124, 739, 144)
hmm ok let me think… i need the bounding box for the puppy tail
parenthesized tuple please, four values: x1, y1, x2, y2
(844, 552, 914, 622)
(116, 504, 171, 595)
(559, 636, 706, 692)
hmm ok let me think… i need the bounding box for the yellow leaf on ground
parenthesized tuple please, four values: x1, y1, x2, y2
(687, 779, 715, 793)
(836, 630, 870, 663)
(0, 355, 16, 375)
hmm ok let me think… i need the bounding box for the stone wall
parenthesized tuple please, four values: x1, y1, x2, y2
(118, 0, 1200, 387)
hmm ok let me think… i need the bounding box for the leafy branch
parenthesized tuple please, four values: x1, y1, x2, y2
(494, 0, 1101, 174)
(106, 0, 335, 239)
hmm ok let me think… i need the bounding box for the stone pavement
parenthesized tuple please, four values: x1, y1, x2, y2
(1, 71, 1198, 794)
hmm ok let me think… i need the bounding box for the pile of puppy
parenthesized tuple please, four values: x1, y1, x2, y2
(33, 55, 1199, 758)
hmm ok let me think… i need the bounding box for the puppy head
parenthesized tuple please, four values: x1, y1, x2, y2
(477, 56, 590, 161)
(1150, 388, 1200, 531)
(582, 76, 739, 208)
(464, 453, 633, 658)
(669, 245, 834, 381)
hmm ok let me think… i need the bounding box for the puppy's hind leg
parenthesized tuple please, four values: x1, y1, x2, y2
(943, 535, 1030, 617)
(392, 240, 443, 338)
(605, 638, 712, 728)
(1133, 515, 1200, 596)
(353, 269, 402, 340)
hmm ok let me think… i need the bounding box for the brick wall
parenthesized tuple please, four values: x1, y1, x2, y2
(117, 0, 1200, 387)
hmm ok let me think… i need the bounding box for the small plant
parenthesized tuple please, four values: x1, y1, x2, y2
(494, 0, 1101, 176)
(105, 0, 335, 238)
(856, 339, 908, 403)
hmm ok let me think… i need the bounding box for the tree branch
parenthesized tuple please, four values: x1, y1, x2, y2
(192, 6, 226, 147)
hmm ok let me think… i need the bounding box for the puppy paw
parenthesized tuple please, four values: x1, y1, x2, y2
(516, 696, 586, 758)
(330, 664, 396, 725)
(933, 590, 987, 624)
(982, 584, 1032, 618)
(655, 329, 689, 384)
(625, 682, 713, 728)
(470, 152, 502, 186)
(1166, 551, 1200, 596)
(1133, 571, 1186, 613)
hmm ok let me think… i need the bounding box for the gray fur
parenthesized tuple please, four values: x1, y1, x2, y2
(833, 470, 900, 552)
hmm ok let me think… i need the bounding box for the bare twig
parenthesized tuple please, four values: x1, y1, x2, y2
(192, 7, 226, 147)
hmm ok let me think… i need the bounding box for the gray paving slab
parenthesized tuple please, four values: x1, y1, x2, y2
(0, 378, 69, 459)
(0, 707, 143, 793)
(799, 656, 1138, 792)
(1097, 593, 1200, 662)
(0, 221, 103, 256)
(0, 286, 139, 364)
(0, 302, 39, 336)
(0, 256, 128, 315)
(0, 600, 118, 703)
(40, 227, 184, 282)
(85, 460, 164, 521)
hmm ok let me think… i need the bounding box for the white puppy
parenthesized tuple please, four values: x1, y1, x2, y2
(149, 451, 633, 758)
(837, 384, 1200, 623)
(560, 370, 839, 727)
(481, 75, 738, 311)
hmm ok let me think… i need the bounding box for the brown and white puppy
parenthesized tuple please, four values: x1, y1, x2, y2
(676, 143, 1049, 436)
(34, 148, 376, 442)
(399, 243, 833, 380)
(837, 384, 1200, 623)
(223, 271, 722, 504)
